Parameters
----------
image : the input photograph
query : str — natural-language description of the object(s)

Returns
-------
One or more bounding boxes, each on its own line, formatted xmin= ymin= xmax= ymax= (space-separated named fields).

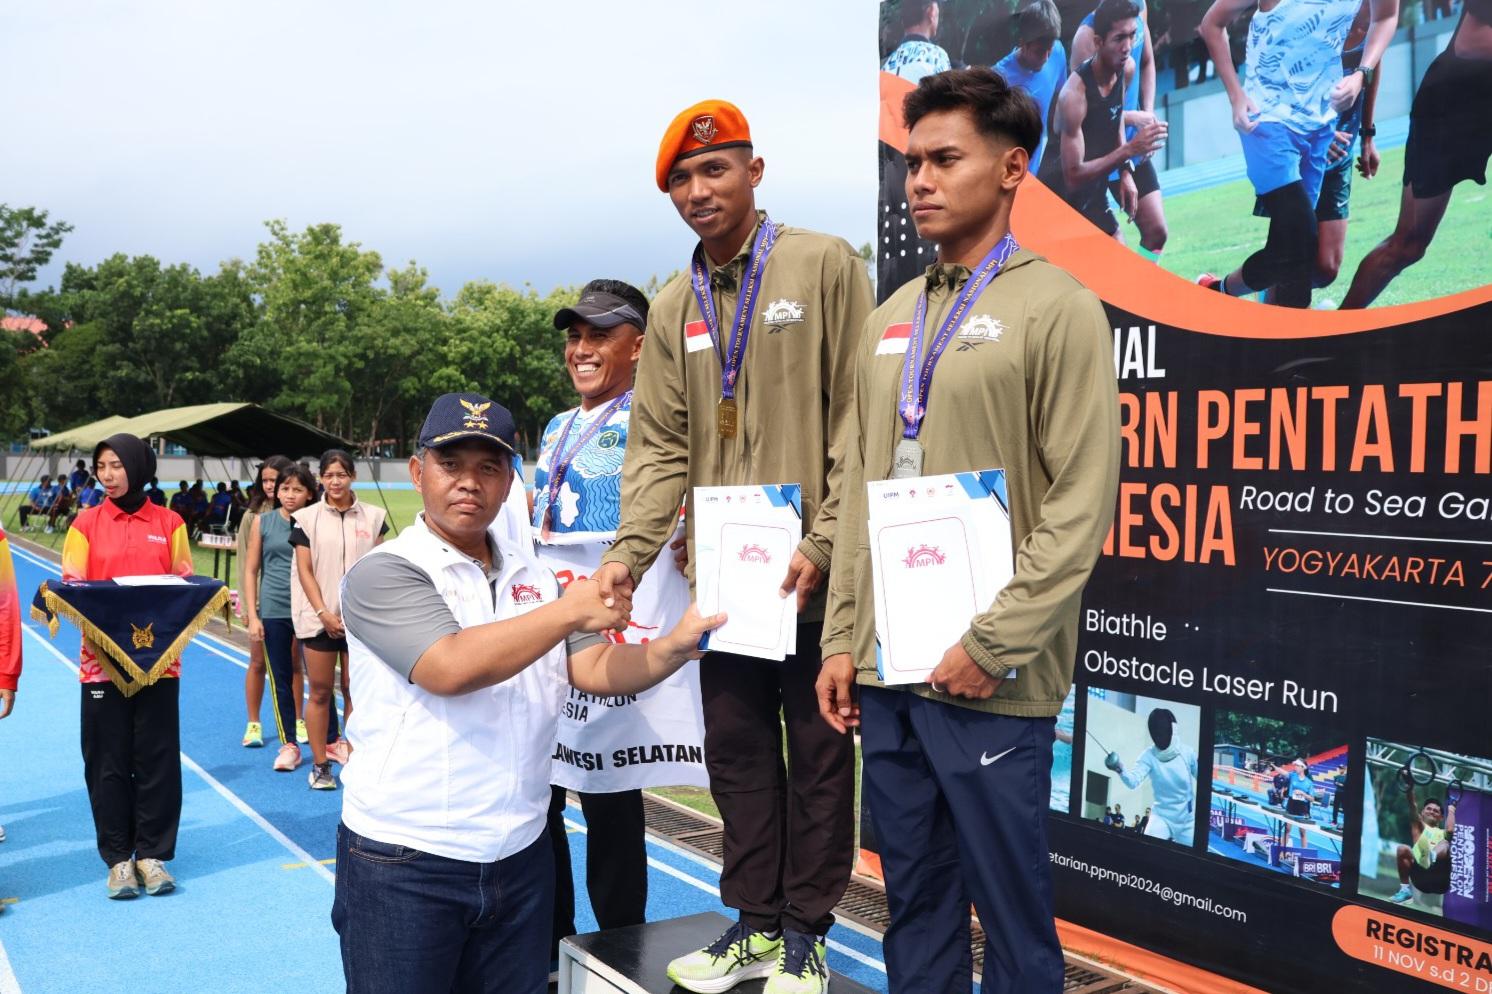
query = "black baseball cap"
xmin=553 ymin=279 xmax=649 ymax=332
xmin=417 ymin=392 xmax=517 ymax=455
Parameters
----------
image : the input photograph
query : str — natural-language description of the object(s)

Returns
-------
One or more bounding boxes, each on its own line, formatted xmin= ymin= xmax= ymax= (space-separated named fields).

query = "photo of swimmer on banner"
xmin=1081 ymin=688 xmax=1200 ymax=846
xmin=1359 ymin=738 xmax=1492 ymax=933
xmin=1206 ymin=711 xmax=1348 ymax=890
xmin=878 ymin=0 xmax=1492 ymax=309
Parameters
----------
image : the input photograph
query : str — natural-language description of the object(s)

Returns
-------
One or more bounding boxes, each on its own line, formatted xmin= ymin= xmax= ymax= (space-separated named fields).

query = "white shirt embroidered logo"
xmin=510 ymin=583 xmax=543 ymax=605
xmin=980 ymin=746 xmax=1017 ymax=766
xmin=762 ymin=298 xmax=806 ymax=328
xmin=146 ymin=534 xmax=167 ymax=545
xmin=957 ymin=314 xmax=1005 ymax=347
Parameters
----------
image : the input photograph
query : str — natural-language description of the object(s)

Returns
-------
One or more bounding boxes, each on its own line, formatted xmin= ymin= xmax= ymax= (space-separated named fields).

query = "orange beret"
xmin=655 ymin=99 xmax=753 ymax=192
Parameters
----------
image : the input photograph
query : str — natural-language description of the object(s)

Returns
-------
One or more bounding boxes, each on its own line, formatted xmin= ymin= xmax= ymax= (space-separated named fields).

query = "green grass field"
xmin=1141 ymin=145 xmax=1492 ymax=308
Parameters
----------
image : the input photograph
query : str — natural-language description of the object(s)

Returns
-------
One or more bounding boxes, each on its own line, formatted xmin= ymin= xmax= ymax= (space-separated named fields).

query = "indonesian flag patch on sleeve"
xmin=685 ymin=320 xmax=713 ymax=354
xmin=876 ymin=322 xmax=912 ymax=356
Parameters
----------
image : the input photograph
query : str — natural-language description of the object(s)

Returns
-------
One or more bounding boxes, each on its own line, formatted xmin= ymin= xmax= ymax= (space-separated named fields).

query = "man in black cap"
xmin=332 ymin=392 xmax=724 ymax=994
xmin=538 ymin=280 xmax=707 ymax=973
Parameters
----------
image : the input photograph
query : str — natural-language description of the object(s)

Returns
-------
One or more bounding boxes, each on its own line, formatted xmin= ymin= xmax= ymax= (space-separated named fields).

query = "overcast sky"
xmin=5 ymin=1 xmax=877 ymax=298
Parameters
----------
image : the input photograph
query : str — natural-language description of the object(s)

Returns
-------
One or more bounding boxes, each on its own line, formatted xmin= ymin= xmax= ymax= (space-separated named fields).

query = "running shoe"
xmin=107 ymin=859 xmax=139 ymax=900
xmin=308 ymin=762 xmax=337 ymax=791
xmin=273 ymin=743 xmax=302 ymax=772
xmin=296 ymin=719 xmax=309 ymax=744
xmin=136 ymin=858 xmax=175 ymax=896
xmin=242 ymin=721 xmax=263 ymax=748
xmin=765 ymin=930 xmax=829 ymax=994
xmin=326 ymin=739 xmax=352 ymax=765
xmin=666 ymin=919 xmax=781 ymax=993
xmin=1195 ymin=273 xmax=1224 ymax=292
xmin=1388 ymin=884 xmax=1414 ymax=904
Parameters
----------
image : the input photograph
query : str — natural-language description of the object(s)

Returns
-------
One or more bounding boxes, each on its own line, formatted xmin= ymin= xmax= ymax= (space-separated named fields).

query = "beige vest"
xmin=290 ymin=498 xmax=387 ymax=639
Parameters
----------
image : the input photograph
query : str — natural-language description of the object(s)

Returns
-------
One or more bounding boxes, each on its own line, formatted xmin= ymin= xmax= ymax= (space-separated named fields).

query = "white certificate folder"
xmin=867 ymin=470 xmax=1014 ymax=685
xmin=693 ymin=483 xmax=802 ymax=661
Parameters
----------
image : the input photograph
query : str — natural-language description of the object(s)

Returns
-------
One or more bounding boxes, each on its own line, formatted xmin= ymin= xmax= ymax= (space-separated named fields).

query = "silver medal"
xmin=891 ymin=438 xmax=924 ymax=479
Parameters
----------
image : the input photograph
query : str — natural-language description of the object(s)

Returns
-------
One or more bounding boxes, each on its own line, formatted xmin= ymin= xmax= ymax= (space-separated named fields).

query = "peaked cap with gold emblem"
xmin=655 ymin=99 xmax=753 ymax=192
xmin=418 ymin=392 xmax=517 ymax=455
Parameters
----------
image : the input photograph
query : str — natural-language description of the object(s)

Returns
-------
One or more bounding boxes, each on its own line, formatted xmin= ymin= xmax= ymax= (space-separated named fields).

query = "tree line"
xmin=0 ymin=207 xmax=697 ymax=455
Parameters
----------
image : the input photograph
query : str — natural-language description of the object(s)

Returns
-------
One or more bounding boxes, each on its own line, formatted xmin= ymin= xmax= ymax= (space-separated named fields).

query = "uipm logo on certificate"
xmin=868 ymin=470 xmax=1014 ymax=685
xmin=693 ymin=483 xmax=803 ymax=661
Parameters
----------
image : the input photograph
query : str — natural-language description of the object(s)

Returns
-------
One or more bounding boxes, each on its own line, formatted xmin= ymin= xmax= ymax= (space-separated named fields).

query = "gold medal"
xmin=717 ymin=397 xmax=739 ymax=438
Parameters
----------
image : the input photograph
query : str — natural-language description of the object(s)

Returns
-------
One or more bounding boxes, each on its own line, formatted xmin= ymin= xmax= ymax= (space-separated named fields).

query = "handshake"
xmin=557 ymin=567 xmax=727 ymax=672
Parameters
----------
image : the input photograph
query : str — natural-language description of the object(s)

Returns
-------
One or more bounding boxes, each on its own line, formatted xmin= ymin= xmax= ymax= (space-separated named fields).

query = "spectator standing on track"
xmin=244 ymin=459 xmax=315 ymax=772
xmin=62 ymin=433 xmax=195 ymax=900
xmin=237 ymin=456 xmax=298 ymax=749
xmin=290 ymin=449 xmax=387 ymax=791
xmin=0 ymin=522 xmax=21 ymax=867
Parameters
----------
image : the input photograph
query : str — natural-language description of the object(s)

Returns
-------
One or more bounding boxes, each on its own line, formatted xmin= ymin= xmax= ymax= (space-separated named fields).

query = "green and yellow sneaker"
xmin=765 ymin=929 xmax=829 ymax=994
xmin=666 ymin=919 xmax=782 ymax=993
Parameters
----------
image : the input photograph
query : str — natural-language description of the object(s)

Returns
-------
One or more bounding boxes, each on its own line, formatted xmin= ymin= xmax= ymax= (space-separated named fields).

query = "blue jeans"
xmin=860 ymin=687 xmax=1062 ymax=994
xmin=332 ymin=824 xmax=553 ymax=994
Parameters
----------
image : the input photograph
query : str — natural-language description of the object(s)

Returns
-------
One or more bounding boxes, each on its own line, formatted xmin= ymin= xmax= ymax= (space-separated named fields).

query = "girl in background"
xmin=239 ymin=458 xmax=287 ymax=747
xmin=241 ymin=456 xmax=301 ymax=764
xmin=290 ymin=449 xmax=386 ymax=790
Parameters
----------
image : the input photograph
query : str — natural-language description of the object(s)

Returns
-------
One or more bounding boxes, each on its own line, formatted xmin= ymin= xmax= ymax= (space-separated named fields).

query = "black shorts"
xmin=1409 ymin=855 xmax=1452 ymax=895
xmin=1069 ymin=186 xmax=1120 ymax=235
xmin=1108 ymin=158 xmax=1161 ymax=202
xmin=1286 ymin=797 xmax=1312 ymax=819
xmin=303 ymin=632 xmax=349 ymax=654
xmin=1404 ymin=46 xmax=1492 ymax=199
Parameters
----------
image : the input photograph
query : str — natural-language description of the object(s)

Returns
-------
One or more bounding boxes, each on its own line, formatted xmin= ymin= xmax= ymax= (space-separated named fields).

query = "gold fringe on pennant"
xmin=35 ymin=585 xmax=230 ymax=699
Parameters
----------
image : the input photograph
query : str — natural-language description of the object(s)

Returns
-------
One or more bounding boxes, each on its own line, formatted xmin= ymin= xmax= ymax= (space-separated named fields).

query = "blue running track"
xmin=0 ymin=542 xmax=893 ymax=994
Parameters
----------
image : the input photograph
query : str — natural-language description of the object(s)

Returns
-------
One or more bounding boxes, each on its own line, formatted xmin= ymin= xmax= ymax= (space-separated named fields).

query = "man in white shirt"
xmin=332 ymin=392 xmax=722 ymax=994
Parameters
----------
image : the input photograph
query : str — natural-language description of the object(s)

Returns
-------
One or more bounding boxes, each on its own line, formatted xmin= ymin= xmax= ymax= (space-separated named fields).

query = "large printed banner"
xmin=876 ymin=2 xmax=1492 ymax=991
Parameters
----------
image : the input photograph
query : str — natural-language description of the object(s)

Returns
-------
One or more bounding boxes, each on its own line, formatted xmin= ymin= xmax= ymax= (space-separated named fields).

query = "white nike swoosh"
xmin=980 ymin=747 xmax=1017 ymax=767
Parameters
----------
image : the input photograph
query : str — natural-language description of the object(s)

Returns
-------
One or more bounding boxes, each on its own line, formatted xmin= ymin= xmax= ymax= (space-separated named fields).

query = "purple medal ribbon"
xmin=542 ymin=391 xmax=630 ymax=530
xmin=689 ymin=217 xmax=779 ymax=401
xmin=899 ymin=233 xmax=1020 ymax=440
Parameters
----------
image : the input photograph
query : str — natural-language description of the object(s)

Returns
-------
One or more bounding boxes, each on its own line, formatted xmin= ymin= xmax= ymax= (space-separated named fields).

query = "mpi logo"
xmin=738 ymin=544 xmax=773 ymax=564
xmin=903 ymin=545 xmax=946 ymax=569
xmin=510 ymin=583 xmax=544 ymax=605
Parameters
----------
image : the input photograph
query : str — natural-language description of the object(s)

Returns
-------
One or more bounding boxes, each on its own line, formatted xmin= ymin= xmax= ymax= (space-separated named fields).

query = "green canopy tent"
xmin=5 ymin=404 xmax=398 ymax=549
xmin=30 ymin=403 xmax=351 ymax=458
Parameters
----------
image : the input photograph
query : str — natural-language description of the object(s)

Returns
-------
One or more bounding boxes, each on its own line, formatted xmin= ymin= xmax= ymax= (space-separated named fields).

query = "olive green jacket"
xmin=822 ymin=249 xmax=1119 ymax=716
xmin=601 ymin=213 xmax=875 ymax=621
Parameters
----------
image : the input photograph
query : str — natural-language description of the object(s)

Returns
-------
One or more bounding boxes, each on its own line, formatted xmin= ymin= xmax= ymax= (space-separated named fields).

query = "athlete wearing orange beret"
xmin=597 ymin=100 xmax=874 ymax=994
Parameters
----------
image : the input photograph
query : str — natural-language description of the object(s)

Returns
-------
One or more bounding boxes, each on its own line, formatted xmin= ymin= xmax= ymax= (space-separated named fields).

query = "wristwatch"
xmin=1360 ymin=124 xmax=1376 ymax=139
xmin=1355 ymin=64 xmax=1376 ymax=87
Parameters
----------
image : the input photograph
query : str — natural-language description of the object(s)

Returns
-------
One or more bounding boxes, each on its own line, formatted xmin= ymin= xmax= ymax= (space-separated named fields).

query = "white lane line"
xmin=563 ymin=816 xmax=887 ymax=976
xmin=21 ymin=624 xmax=336 ymax=888
xmin=0 ymin=936 xmax=23 ymax=994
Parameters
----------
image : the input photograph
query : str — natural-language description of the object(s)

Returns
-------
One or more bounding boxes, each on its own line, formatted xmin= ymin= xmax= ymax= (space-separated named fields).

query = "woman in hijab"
xmin=1102 ymin=707 xmax=1199 ymax=845
xmin=62 ymin=433 xmax=194 ymax=901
